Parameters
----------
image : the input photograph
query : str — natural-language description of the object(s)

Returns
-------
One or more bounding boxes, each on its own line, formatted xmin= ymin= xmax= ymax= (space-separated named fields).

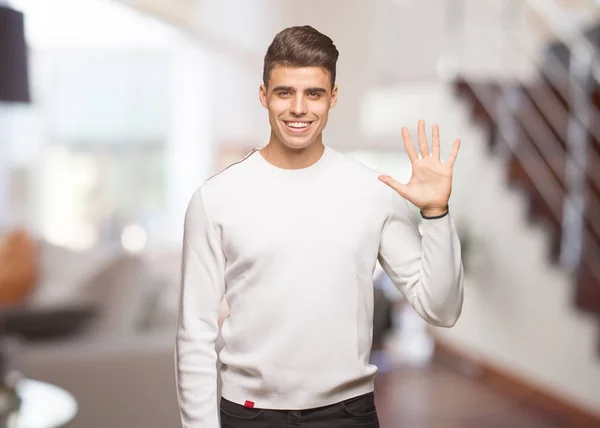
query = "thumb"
xmin=378 ymin=175 xmax=408 ymax=197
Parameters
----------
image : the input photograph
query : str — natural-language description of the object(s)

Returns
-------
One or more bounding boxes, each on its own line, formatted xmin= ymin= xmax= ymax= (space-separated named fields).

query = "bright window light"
xmin=121 ymin=224 xmax=148 ymax=253
xmin=10 ymin=0 xmax=177 ymax=49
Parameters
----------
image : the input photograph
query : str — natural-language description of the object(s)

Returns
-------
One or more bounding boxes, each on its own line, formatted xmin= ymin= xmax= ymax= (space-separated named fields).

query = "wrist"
xmin=421 ymin=206 xmax=449 ymax=219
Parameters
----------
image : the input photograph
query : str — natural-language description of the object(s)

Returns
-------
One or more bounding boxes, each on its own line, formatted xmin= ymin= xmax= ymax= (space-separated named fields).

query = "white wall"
xmin=430 ymin=85 xmax=600 ymax=418
xmin=164 ymin=35 xmax=217 ymax=246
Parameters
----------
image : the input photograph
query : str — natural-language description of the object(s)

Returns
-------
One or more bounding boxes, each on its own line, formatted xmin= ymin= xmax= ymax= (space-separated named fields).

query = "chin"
xmin=281 ymin=139 xmax=315 ymax=150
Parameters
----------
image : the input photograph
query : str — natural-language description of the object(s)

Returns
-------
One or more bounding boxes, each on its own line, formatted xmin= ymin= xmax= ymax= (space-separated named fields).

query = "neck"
xmin=261 ymin=135 xmax=325 ymax=170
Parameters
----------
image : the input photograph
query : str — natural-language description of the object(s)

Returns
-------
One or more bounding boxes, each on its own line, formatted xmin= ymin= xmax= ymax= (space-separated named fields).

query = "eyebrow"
xmin=272 ymin=85 xmax=293 ymax=92
xmin=272 ymin=86 xmax=327 ymax=94
xmin=305 ymin=87 xmax=327 ymax=94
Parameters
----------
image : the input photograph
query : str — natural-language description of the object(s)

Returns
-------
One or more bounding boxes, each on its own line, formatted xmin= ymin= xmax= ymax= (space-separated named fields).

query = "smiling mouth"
xmin=284 ymin=120 xmax=314 ymax=130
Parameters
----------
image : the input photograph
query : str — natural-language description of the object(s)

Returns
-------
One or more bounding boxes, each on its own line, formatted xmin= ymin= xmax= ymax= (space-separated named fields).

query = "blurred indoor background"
xmin=1 ymin=0 xmax=600 ymax=427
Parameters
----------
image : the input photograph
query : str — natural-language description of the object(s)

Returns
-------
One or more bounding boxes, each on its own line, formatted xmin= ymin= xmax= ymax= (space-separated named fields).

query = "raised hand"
xmin=378 ymin=120 xmax=460 ymax=217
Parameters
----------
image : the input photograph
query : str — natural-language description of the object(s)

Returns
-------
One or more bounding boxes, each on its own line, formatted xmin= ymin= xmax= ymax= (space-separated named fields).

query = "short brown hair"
xmin=263 ymin=26 xmax=339 ymax=88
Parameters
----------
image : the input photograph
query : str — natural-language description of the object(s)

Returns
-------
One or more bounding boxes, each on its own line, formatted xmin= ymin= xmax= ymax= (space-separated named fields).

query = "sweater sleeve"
xmin=377 ymin=190 xmax=464 ymax=327
xmin=175 ymin=188 xmax=226 ymax=427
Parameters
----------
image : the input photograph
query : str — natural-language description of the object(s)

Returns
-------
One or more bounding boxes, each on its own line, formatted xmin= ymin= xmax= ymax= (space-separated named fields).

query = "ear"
xmin=330 ymin=85 xmax=338 ymax=109
xmin=259 ymin=84 xmax=268 ymax=109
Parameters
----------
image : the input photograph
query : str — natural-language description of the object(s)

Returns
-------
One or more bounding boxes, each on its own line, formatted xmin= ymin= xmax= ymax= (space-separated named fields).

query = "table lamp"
xmin=0 ymin=4 xmax=30 ymax=103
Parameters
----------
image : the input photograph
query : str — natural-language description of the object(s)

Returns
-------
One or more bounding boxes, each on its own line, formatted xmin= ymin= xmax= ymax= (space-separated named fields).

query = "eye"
xmin=278 ymin=91 xmax=291 ymax=97
xmin=308 ymin=92 xmax=321 ymax=98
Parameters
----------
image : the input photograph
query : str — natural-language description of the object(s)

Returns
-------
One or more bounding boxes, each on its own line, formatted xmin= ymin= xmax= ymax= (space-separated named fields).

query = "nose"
xmin=290 ymin=94 xmax=308 ymax=116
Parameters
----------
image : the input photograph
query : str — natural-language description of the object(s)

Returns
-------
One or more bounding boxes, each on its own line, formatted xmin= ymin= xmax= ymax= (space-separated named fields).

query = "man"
xmin=175 ymin=25 xmax=463 ymax=428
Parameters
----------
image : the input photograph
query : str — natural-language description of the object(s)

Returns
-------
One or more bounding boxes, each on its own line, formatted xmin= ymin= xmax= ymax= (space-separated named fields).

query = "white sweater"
xmin=175 ymin=145 xmax=464 ymax=427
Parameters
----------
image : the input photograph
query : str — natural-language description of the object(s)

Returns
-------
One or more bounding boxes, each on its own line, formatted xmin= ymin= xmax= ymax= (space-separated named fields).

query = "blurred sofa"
xmin=17 ymin=239 xmax=189 ymax=428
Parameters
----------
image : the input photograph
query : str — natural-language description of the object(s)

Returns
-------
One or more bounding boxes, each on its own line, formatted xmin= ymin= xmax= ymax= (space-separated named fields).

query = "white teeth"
xmin=286 ymin=121 xmax=311 ymax=128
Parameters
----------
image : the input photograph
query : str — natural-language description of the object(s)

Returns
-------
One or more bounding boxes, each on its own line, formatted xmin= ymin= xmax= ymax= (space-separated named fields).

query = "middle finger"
xmin=418 ymin=120 xmax=430 ymax=158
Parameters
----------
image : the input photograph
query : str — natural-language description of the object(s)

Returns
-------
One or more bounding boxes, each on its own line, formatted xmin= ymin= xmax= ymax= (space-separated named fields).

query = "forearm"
xmin=175 ymin=319 xmax=221 ymax=427
xmin=378 ymin=193 xmax=464 ymax=328
xmin=411 ymin=214 xmax=464 ymax=327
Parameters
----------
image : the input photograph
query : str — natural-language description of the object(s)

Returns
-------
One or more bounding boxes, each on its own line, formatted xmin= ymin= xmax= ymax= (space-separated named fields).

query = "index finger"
xmin=446 ymin=139 xmax=461 ymax=168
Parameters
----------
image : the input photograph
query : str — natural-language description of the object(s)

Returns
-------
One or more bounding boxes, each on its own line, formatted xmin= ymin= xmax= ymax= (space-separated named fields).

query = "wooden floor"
xmin=373 ymin=363 xmax=566 ymax=428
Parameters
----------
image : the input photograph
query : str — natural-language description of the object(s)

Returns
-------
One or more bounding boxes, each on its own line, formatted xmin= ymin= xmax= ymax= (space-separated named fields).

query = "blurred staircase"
xmin=452 ymin=16 xmax=600 ymax=350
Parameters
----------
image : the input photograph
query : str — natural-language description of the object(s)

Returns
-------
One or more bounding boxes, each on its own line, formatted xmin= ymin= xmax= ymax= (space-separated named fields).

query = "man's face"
xmin=259 ymin=66 xmax=338 ymax=150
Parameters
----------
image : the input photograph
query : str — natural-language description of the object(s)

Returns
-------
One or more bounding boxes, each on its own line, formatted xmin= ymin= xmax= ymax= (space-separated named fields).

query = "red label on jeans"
xmin=244 ymin=400 xmax=255 ymax=408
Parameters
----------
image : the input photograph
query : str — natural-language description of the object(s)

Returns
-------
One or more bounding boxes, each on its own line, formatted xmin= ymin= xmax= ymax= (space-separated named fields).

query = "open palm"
xmin=378 ymin=120 xmax=460 ymax=217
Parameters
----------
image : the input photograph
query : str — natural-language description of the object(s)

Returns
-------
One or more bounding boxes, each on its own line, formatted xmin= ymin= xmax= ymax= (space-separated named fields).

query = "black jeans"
xmin=220 ymin=391 xmax=380 ymax=427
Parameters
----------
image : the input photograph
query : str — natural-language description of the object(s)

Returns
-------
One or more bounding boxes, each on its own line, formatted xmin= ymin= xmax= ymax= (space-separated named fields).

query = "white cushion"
xmin=27 ymin=241 xmax=120 ymax=307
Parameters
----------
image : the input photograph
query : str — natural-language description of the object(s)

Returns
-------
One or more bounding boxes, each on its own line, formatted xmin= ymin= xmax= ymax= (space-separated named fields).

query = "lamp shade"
xmin=0 ymin=5 xmax=30 ymax=103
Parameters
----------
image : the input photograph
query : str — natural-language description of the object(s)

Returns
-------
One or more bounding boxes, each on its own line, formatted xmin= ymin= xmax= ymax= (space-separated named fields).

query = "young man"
xmin=175 ymin=25 xmax=463 ymax=428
